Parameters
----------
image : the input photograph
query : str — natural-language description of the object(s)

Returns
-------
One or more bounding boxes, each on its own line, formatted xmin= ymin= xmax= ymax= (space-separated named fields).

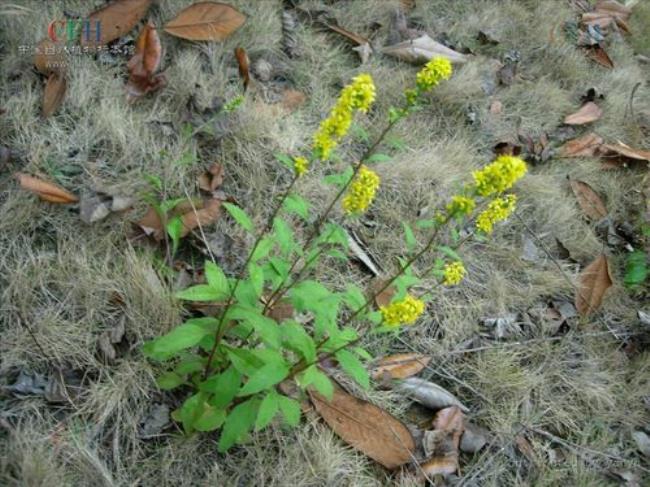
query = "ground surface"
xmin=1 ymin=0 xmax=650 ymax=485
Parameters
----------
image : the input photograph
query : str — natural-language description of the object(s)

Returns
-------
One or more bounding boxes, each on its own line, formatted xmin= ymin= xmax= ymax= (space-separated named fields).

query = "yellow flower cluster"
xmin=416 ymin=57 xmax=453 ymax=92
xmin=380 ymin=294 xmax=425 ymax=327
xmin=294 ymin=156 xmax=309 ymax=177
xmin=342 ymin=165 xmax=380 ymax=215
xmin=446 ymin=195 xmax=476 ymax=217
xmin=313 ymin=74 xmax=376 ymax=160
xmin=472 ymin=155 xmax=527 ymax=197
xmin=443 ymin=261 xmax=466 ymax=286
xmin=476 ymin=194 xmax=517 ymax=234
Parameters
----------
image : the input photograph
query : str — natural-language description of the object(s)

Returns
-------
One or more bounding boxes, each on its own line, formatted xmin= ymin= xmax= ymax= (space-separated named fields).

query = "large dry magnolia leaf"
xmin=576 ymin=254 xmax=613 ymax=317
xmin=16 ymin=173 xmax=77 ymax=204
xmin=163 ymin=2 xmax=246 ymax=41
xmin=42 ymin=73 xmax=67 ymax=117
xmin=371 ymin=353 xmax=431 ymax=380
xmin=393 ymin=377 xmax=469 ymax=412
xmin=600 ymin=142 xmax=650 ymax=163
xmin=81 ymin=0 xmax=152 ymax=47
xmin=569 ymin=180 xmax=608 ymax=220
xmin=309 ymin=383 xmax=416 ymax=469
xmin=126 ymin=20 xmax=165 ymax=101
xmin=559 ymin=133 xmax=603 ymax=157
xmin=564 ymin=102 xmax=603 ymax=125
xmin=382 ymin=34 xmax=468 ymax=64
xmin=420 ymin=406 xmax=465 ymax=478
xmin=34 ymin=38 xmax=66 ymax=75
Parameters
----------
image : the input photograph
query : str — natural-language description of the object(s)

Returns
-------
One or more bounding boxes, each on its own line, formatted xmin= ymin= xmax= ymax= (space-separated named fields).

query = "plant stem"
xmin=203 ymin=174 xmax=298 ymax=378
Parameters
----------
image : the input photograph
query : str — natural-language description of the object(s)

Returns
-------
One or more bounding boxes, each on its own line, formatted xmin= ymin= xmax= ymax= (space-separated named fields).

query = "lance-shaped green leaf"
xmin=238 ymin=361 xmax=290 ymax=396
xmin=223 ymin=202 xmax=254 ymax=233
xmin=218 ymin=397 xmax=260 ymax=452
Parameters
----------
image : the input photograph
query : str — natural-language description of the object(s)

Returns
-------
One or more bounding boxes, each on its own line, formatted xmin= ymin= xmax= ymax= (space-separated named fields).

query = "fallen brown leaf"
xmin=126 ymin=21 xmax=165 ymax=102
xmin=576 ymin=254 xmax=613 ymax=317
xmin=584 ymin=45 xmax=614 ymax=68
xmin=564 ymin=102 xmax=603 ymax=125
xmin=559 ymin=133 xmax=603 ymax=157
xmin=81 ymin=0 xmax=152 ymax=48
xmin=515 ymin=434 xmax=537 ymax=462
xmin=420 ymin=406 xmax=464 ymax=478
xmin=370 ymin=278 xmax=396 ymax=308
xmin=371 ymin=353 xmax=431 ymax=381
xmin=570 ymin=179 xmax=608 ymax=220
xmin=180 ymin=198 xmax=222 ymax=237
xmin=382 ymin=34 xmax=468 ymax=64
xmin=198 ymin=163 xmax=225 ymax=192
xmin=16 ymin=173 xmax=78 ymax=204
xmin=393 ymin=377 xmax=469 ymax=412
xmin=234 ymin=47 xmax=250 ymax=91
xmin=309 ymin=382 xmax=416 ymax=469
xmin=34 ymin=38 xmax=66 ymax=75
xmin=324 ymin=23 xmax=369 ymax=46
xmin=164 ymin=2 xmax=246 ymax=41
xmin=266 ymin=299 xmax=294 ymax=322
xmin=136 ymin=206 xmax=164 ymax=240
xmin=599 ymin=142 xmax=650 ymax=167
xmin=42 ymin=72 xmax=67 ymax=117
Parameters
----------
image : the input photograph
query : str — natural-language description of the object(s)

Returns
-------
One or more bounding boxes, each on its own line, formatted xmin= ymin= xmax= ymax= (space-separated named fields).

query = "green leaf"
xmin=255 ymin=390 xmax=280 ymax=431
xmin=324 ymin=167 xmax=354 ymax=187
xmin=273 ymin=217 xmax=295 ymax=256
xmin=229 ymin=305 xmax=281 ymax=348
xmin=416 ymin=219 xmax=436 ymax=230
xmin=157 ymin=372 xmax=185 ymax=390
xmin=351 ymin=123 xmax=369 ymax=142
xmin=327 ymin=249 xmax=348 ymax=261
xmin=282 ymin=320 xmax=316 ymax=362
xmin=225 ymin=347 xmax=265 ymax=377
xmin=144 ymin=323 xmax=210 ymax=358
xmin=341 ymin=284 xmax=366 ymax=312
xmin=274 ymin=153 xmax=294 ymax=171
xmin=284 ymin=193 xmax=309 ymax=220
xmin=223 ymin=202 xmax=254 ymax=233
xmin=159 ymin=197 xmax=185 ymax=215
xmin=204 ymin=261 xmax=229 ymax=296
xmin=248 ymin=263 xmax=264 ymax=299
xmin=366 ymin=153 xmax=391 ymax=164
xmin=234 ymin=279 xmax=259 ymax=307
xmin=185 ymin=316 xmax=221 ymax=334
xmin=178 ymin=392 xmax=205 ymax=434
xmin=238 ymin=361 xmax=290 ymax=396
xmin=278 ymin=395 xmax=301 ymax=426
xmin=175 ymin=355 xmax=206 ymax=375
xmin=176 ymin=284 xmax=226 ymax=302
xmin=353 ymin=346 xmax=373 ymax=360
xmin=166 ymin=216 xmax=183 ymax=255
xmin=438 ymin=245 xmax=462 ymax=262
xmin=218 ymin=398 xmax=260 ymax=452
xmin=335 ymin=349 xmax=369 ymax=389
xmin=202 ymin=366 xmax=242 ymax=408
xmin=251 ymin=237 xmax=274 ymax=262
xmin=402 ymin=222 xmax=417 ymax=253
xmin=624 ymin=250 xmax=648 ymax=287
xmin=194 ymin=406 xmax=226 ymax=432
xmin=299 ymin=365 xmax=333 ymax=401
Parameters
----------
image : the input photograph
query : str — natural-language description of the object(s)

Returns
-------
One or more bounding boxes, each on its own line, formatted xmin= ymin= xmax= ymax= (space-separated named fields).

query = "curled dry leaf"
xmin=136 ymin=198 xmax=221 ymax=240
xmin=559 ymin=132 xmax=603 ymax=157
xmin=371 ymin=353 xmax=431 ymax=381
xmin=599 ymin=142 xmax=650 ymax=168
xmin=34 ymin=38 xmax=66 ymax=75
xmin=126 ymin=21 xmax=165 ymax=102
xmin=198 ymin=162 xmax=225 ymax=192
xmin=234 ymin=47 xmax=250 ymax=91
xmin=569 ymin=179 xmax=608 ymax=220
xmin=582 ymin=0 xmax=631 ymax=32
xmin=576 ymin=253 xmax=613 ymax=317
xmin=564 ymin=102 xmax=603 ymax=125
xmin=393 ymin=377 xmax=469 ymax=412
xmin=584 ymin=45 xmax=614 ymax=68
xmin=309 ymin=382 xmax=416 ymax=469
xmin=164 ymin=2 xmax=246 ymax=41
xmin=420 ymin=406 xmax=464 ymax=478
xmin=42 ymin=73 xmax=67 ymax=117
xmin=16 ymin=173 xmax=78 ymax=204
xmin=179 ymin=198 xmax=222 ymax=237
xmin=382 ymin=34 xmax=468 ymax=64
xmin=81 ymin=0 xmax=152 ymax=48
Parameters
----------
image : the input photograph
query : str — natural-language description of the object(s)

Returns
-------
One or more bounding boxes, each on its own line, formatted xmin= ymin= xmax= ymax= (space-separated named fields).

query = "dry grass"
xmin=1 ymin=0 xmax=649 ymax=485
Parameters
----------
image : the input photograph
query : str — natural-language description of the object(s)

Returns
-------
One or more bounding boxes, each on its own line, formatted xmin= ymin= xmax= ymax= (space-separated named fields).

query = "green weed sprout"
xmin=143 ymin=57 xmax=527 ymax=452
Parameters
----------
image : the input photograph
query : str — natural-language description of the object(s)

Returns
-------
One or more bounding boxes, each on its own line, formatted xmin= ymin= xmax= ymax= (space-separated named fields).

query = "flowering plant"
xmin=143 ymin=58 xmax=526 ymax=451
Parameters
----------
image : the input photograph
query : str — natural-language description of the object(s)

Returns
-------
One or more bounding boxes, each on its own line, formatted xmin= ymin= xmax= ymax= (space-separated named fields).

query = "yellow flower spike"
xmin=472 ymin=155 xmax=527 ymax=197
xmin=476 ymin=194 xmax=518 ymax=234
xmin=293 ymin=156 xmax=309 ymax=177
xmin=313 ymin=73 xmax=376 ymax=160
xmin=446 ymin=195 xmax=476 ymax=217
xmin=342 ymin=165 xmax=380 ymax=215
xmin=380 ymin=294 xmax=425 ymax=327
xmin=416 ymin=57 xmax=453 ymax=92
xmin=442 ymin=261 xmax=465 ymax=286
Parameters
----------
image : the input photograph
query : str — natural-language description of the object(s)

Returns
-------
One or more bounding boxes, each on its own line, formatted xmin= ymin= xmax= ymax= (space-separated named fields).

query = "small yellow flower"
xmin=446 ymin=195 xmax=476 ymax=217
xmin=442 ymin=261 xmax=465 ymax=286
xmin=342 ymin=165 xmax=380 ymax=215
xmin=416 ymin=57 xmax=453 ymax=92
xmin=380 ymin=294 xmax=425 ymax=327
xmin=476 ymin=194 xmax=517 ymax=234
xmin=313 ymin=73 xmax=376 ymax=160
xmin=472 ymin=155 xmax=527 ymax=197
xmin=294 ymin=156 xmax=309 ymax=177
